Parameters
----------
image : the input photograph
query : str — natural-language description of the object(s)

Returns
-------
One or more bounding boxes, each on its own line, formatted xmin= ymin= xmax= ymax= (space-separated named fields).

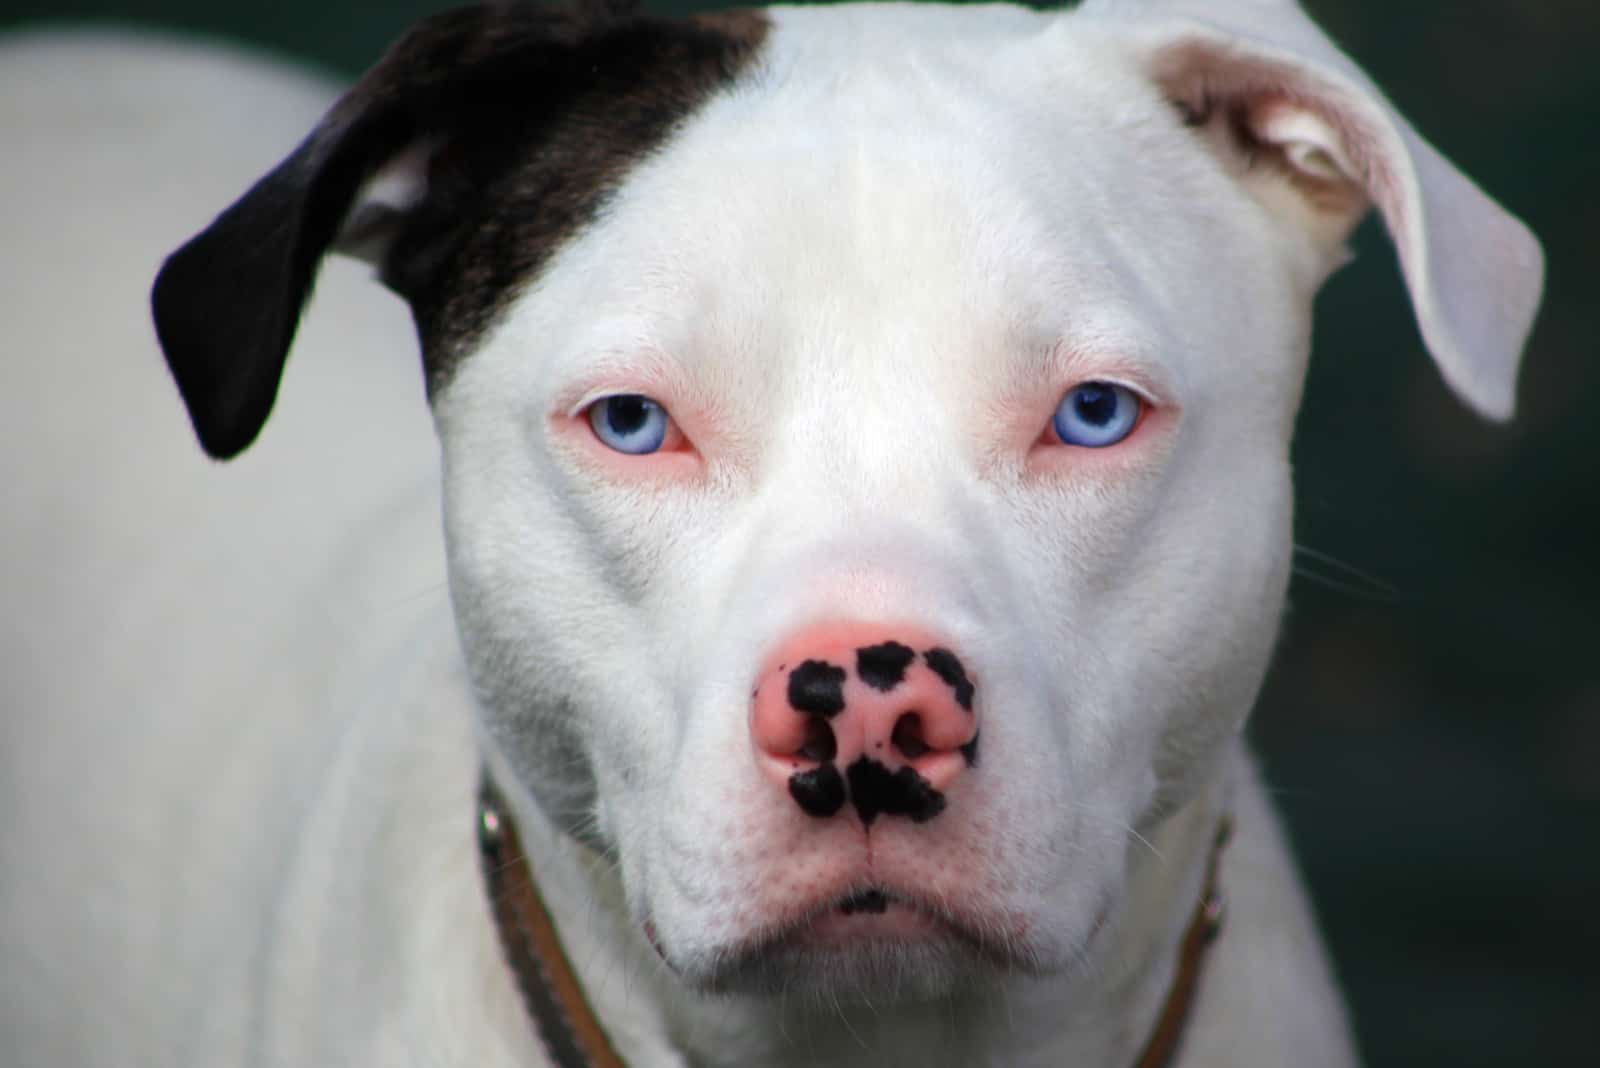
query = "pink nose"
xmin=750 ymin=623 xmax=979 ymax=825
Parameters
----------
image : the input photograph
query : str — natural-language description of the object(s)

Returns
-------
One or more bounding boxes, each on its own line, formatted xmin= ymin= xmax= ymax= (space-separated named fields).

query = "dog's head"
xmin=153 ymin=0 xmax=1540 ymax=1000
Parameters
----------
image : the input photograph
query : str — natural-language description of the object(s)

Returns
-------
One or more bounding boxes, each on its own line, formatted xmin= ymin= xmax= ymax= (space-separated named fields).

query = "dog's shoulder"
xmin=0 ymin=29 xmax=482 ymax=1066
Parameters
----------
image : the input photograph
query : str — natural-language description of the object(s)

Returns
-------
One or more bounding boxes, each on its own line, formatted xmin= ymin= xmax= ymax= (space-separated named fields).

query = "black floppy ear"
xmin=151 ymin=112 xmax=402 ymax=460
xmin=152 ymin=2 xmax=604 ymax=459
xmin=155 ymin=0 xmax=766 ymax=459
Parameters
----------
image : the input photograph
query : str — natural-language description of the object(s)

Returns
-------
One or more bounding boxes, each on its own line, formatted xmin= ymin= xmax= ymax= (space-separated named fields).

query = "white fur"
xmin=1 ymin=2 xmax=1540 ymax=1065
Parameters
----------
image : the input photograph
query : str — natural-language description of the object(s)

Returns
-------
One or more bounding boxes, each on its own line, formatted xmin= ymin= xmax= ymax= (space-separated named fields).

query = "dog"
xmin=0 ymin=1 xmax=1542 ymax=1065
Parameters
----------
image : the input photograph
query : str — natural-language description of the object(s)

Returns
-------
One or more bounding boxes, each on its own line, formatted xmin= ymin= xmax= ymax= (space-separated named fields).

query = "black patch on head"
xmin=855 ymin=641 xmax=916 ymax=692
xmin=788 ymin=763 xmax=846 ymax=819
xmin=151 ymin=1 xmax=769 ymax=459
xmin=845 ymin=756 xmax=947 ymax=826
xmin=788 ymin=660 xmax=848 ymax=718
xmin=922 ymin=648 xmax=975 ymax=711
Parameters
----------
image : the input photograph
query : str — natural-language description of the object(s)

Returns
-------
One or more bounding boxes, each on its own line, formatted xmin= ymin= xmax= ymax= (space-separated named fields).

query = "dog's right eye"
xmin=586 ymin=394 xmax=675 ymax=455
xmin=1050 ymin=382 xmax=1143 ymax=448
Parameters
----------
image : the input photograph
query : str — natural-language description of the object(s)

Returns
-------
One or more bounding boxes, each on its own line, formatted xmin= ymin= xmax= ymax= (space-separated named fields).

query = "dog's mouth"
xmin=835 ymin=888 xmax=890 ymax=915
xmin=678 ymin=884 xmax=1039 ymax=996
xmin=801 ymin=885 xmax=1030 ymax=953
xmin=802 ymin=886 xmax=941 ymax=942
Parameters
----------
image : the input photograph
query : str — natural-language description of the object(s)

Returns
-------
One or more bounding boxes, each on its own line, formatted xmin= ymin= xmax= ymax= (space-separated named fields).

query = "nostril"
xmin=891 ymin=713 xmax=929 ymax=760
xmin=798 ymin=716 xmax=837 ymax=763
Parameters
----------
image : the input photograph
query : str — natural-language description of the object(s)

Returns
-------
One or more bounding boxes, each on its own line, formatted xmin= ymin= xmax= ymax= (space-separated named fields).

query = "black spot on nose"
xmin=845 ymin=756 xmax=947 ymax=825
xmin=789 ymin=762 xmax=846 ymax=819
xmin=922 ymin=648 xmax=975 ymax=711
xmin=788 ymin=659 xmax=848 ymax=717
xmin=856 ymin=641 xmax=916 ymax=692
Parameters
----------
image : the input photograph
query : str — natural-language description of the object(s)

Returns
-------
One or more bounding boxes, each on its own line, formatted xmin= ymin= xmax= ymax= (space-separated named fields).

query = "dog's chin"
xmin=674 ymin=893 xmax=1048 ymax=1002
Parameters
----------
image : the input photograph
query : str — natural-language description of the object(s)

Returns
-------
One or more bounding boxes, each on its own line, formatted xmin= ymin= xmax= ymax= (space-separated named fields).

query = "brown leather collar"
xmin=478 ymin=777 xmax=1230 ymax=1068
xmin=1130 ymin=815 xmax=1232 ymax=1068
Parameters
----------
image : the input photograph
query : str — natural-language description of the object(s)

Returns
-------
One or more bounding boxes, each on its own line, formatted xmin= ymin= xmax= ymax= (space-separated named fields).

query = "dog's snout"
xmin=750 ymin=623 xmax=979 ymax=825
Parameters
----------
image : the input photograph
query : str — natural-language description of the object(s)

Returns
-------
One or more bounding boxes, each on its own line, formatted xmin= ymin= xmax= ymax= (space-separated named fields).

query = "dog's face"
xmin=153 ymin=0 xmax=1541 ymax=1000
xmin=440 ymin=4 xmax=1319 ymax=994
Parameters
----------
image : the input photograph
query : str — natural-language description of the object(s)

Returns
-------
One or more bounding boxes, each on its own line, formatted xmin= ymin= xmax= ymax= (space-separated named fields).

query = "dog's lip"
xmin=834 ymin=888 xmax=892 ymax=916
xmin=801 ymin=888 xmax=946 ymax=943
xmin=717 ymin=884 xmax=1034 ymax=969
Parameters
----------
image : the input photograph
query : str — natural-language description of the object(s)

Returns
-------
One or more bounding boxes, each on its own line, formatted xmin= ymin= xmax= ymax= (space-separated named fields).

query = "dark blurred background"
xmin=4 ymin=0 xmax=1594 ymax=1063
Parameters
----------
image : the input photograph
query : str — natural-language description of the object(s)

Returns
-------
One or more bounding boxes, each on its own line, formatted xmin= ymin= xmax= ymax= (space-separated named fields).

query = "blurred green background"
xmin=4 ymin=0 xmax=1594 ymax=1063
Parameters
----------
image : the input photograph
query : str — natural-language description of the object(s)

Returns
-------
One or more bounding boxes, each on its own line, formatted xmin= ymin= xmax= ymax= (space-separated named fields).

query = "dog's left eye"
xmin=1050 ymin=382 xmax=1142 ymax=448
xmin=587 ymin=394 xmax=671 ymax=454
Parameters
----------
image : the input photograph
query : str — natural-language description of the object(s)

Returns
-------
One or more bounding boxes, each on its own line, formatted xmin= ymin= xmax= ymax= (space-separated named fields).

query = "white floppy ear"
xmin=1080 ymin=0 xmax=1544 ymax=421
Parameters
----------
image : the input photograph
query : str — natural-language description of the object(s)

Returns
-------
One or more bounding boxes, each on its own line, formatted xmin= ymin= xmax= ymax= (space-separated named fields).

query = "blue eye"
xmin=1051 ymin=382 xmax=1141 ymax=448
xmin=587 ymin=394 xmax=670 ymax=454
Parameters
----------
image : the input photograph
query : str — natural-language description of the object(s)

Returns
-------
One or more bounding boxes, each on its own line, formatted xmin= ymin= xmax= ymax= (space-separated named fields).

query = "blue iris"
xmin=588 ymin=394 xmax=670 ymax=454
xmin=1052 ymin=382 xmax=1141 ymax=447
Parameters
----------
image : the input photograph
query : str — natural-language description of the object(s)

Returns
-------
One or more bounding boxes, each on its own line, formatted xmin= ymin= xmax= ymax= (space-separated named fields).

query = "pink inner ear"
xmin=1154 ymin=42 xmax=1399 ymax=223
xmin=1115 ymin=8 xmax=1542 ymax=420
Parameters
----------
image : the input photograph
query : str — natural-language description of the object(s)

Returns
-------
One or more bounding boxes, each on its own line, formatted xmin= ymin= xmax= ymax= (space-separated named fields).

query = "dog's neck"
xmin=490 ymin=752 xmax=1236 ymax=1068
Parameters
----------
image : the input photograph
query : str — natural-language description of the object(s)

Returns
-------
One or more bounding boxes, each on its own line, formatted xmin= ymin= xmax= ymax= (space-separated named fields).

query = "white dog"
xmin=0 ymin=1 xmax=1541 ymax=1065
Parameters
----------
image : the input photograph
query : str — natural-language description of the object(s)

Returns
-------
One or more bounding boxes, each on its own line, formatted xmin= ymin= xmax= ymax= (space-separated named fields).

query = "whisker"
xmin=1291 ymin=543 xmax=1401 ymax=602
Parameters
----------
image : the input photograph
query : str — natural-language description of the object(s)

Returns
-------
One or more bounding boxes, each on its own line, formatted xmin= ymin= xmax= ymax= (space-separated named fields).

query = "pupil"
xmin=607 ymin=396 xmax=650 ymax=434
xmin=1074 ymin=386 xmax=1116 ymax=427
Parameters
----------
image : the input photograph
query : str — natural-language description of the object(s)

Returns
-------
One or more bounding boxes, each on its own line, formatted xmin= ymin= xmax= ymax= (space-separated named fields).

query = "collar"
xmin=478 ymin=777 xmax=1230 ymax=1068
